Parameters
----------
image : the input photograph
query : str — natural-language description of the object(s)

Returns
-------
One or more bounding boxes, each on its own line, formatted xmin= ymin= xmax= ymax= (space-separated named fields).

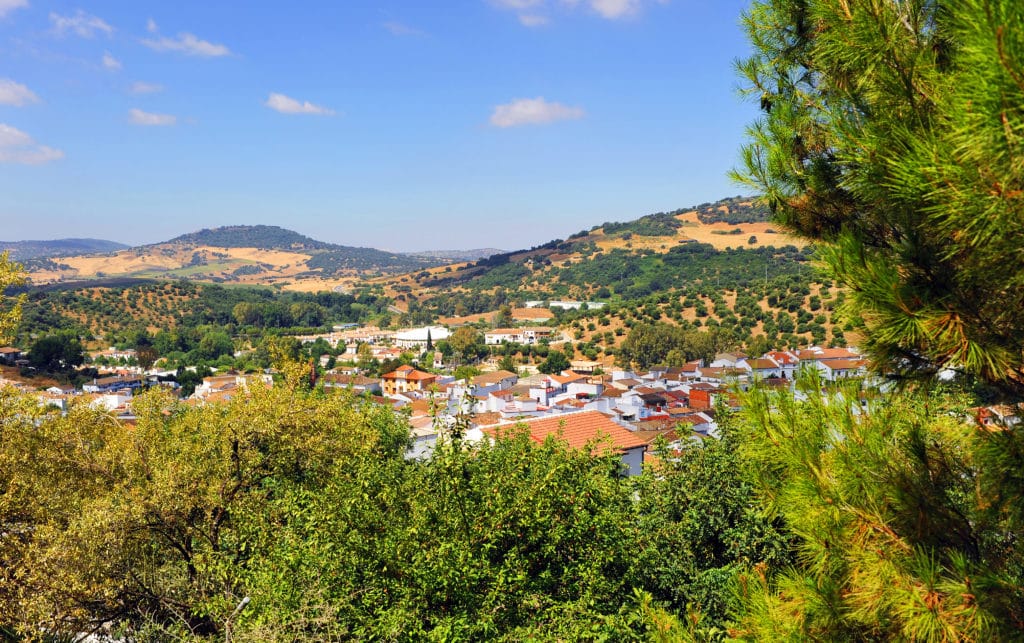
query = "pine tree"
xmin=732 ymin=374 xmax=1024 ymax=640
xmin=734 ymin=0 xmax=1024 ymax=394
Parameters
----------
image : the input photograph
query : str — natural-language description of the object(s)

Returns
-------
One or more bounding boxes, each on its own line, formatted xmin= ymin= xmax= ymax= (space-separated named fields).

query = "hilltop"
xmin=165 ymin=225 xmax=336 ymax=251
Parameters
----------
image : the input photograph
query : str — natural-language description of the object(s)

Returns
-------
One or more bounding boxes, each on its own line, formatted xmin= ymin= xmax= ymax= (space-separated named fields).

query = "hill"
xmin=1 ymin=238 xmax=129 ymax=262
xmin=370 ymin=197 xmax=847 ymax=351
xmin=166 ymin=225 xmax=336 ymax=251
xmin=23 ymin=225 xmax=445 ymax=287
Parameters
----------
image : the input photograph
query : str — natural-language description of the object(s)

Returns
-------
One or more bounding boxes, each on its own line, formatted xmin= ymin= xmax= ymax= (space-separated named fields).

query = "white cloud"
xmin=382 ymin=21 xmax=425 ymax=36
xmin=589 ymin=0 xmax=641 ymax=19
xmin=518 ymin=14 xmax=549 ymax=26
xmin=129 ymin=108 xmax=176 ymax=126
xmin=492 ymin=0 xmax=544 ymax=8
xmin=0 ymin=78 xmax=39 ymax=106
xmin=264 ymin=92 xmax=335 ymax=116
xmin=49 ymin=10 xmax=113 ymax=38
xmin=492 ymin=0 xmax=658 ymax=23
xmin=490 ymin=97 xmax=584 ymax=127
xmin=0 ymin=0 xmax=28 ymax=19
xmin=142 ymin=32 xmax=231 ymax=57
xmin=102 ymin=51 xmax=122 ymax=70
xmin=0 ymin=123 xmax=64 ymax=164
xmin=146 ymin=17 xmax=158 ymax=33
xmin=129 ymin=81 xmax=164 ymax=94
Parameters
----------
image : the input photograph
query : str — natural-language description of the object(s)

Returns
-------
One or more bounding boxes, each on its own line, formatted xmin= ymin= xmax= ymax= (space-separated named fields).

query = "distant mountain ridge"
xmin=1 ymin=238 xmax=130 ymax=261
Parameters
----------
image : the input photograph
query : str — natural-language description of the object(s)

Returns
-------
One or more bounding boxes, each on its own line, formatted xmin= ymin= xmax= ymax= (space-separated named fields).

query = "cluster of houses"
xmin=4 ymin=333 xmax=1019 ymax=477
xmin=313 ymin=345 xmax=875 ymax=475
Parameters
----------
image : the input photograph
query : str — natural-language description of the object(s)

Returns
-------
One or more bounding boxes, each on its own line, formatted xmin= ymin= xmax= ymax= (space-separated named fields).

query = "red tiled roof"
xmin=472 ymin=370 xmax=517 ymax=386
xmin=819 ymin=358 xmax=865 ymax=370
xmin=382 ymin=367 xmax=436 ymax=381
xmin=798 ymin=348 xmax=859 ymax=361
xmin=766 ymin=351 xmax=799 ymax=365
xmin=486 ymin=410 xmax=646 ymax=452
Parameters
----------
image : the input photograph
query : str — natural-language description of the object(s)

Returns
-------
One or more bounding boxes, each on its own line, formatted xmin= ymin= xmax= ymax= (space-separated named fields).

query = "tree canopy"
xmin=735 ymin=0 xmax=1024 ymax=394
xmin=0 ymin=252 xmax=26 ymax=344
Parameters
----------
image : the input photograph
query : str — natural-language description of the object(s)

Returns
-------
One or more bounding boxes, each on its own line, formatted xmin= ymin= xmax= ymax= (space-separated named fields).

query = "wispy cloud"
xmin=129 ymin=108 xmax=176 ymax=126
xmin=102 ymin=51 xmax=121 ymax=70
xmin=129 ymin=81 xmax=164 ymax=95
xmin=0 ymin=78 xmax=39 ymax=106
xmin=518 ymin=14 xmax=549 ymax=26
xmin=492 ymin=0 xmax=544 ymax=9
xmin=492 ymin=0 xmax=658 ymax=24
xmin=50 ymin=9 xmax=113 ymax=38
xmin=0 ymin=123 xmax=64 ymax=164
xmin=0 ymin=0 xmax=28 ymax=19
xmin=264 ymin=92 xmax=335 ymax=116
xmin=142 ymin=25 xmax=231 ymax=57
xmin=490 ymin=97 xmax=584 ymax=127
xmin=382 ymin=21 xmax=425 ymax=36
xmin=588 ymin=0 xmax=643 ymax=19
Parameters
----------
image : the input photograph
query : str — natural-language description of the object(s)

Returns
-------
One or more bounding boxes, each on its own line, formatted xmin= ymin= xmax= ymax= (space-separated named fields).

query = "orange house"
xmin=381 ymin=364 xmax=437 ymax=395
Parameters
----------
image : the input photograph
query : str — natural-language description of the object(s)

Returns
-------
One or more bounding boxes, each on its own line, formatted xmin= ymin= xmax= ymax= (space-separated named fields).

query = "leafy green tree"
xmin=735 ymin=0 xmax=1024 ymax=393
xmin=0 ymin=252 xmax=26 ymax=344
xmin=28 ymin=332 xmax=84 ymax=372
xmin=197 ymin=329 xmax=234 ymax=361
xmin=497 ymin=353 xmax=517 ymax=373
xmin=449 ymin=326 xmax=483 ymax=363
xmin=538 ymin=350 xmax=570 ymax=374
xmin=0 ymin=381 xmax=410 ymax=639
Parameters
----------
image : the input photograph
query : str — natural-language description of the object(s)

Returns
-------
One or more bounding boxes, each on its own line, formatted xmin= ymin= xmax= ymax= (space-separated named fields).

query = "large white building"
xmin=394 ymin=326 xmax=451 ymax=349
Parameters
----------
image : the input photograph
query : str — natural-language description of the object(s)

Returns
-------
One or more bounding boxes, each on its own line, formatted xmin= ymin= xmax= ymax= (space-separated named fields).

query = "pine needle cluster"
xmin=735 ymin=0 xmax=1024 ymax=394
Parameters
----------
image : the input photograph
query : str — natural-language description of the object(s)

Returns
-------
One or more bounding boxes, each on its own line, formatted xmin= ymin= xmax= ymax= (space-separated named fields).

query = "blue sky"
xmin=0 ymin=0 xmax=757 ymax=252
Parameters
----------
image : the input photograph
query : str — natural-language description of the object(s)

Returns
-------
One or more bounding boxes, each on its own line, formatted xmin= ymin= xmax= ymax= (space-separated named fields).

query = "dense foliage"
xmin=736 ymin=0 xmax=1024 ymax=393
xmin=600 ymin=211 xmax=684 ymax=237
xmin=0 ymin=252 xmax=26 ymax=344
xmin=166 ymin=225 xmax=337 ymax=251
xmin=17 ymin=281 xmax=387 ymax=342
xmin=733 ymin=376 xmax=1024 ymax=641
xmin=694 ymin=198 xmax=770 ymax=225
xmin=0 ymin=376 xmax=790 ymax=640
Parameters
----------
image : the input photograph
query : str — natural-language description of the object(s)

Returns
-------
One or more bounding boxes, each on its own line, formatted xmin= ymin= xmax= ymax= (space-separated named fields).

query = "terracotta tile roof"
xmin=470 ymin=411 xmax=504 ymax=427
xmin=798 ymin=347 xmax=859 ymax=361
xmin=613 ymin=378 xmax=642 ymax=388
xmin=472 ymin=370 xmax=517 ymax=386
xmin=549 ymin=371 xmax=587 ymax=385
xmin=382 ymin=367 xmax=436 ymax=381
xmin=745 ymin=358 xmax=778 ymax=370
xmin=766 ymin=351 xmax=799 ymax=365
xmin=486 ymin=410 xmax=646 ymax=452
xmin=819 ymin=358 xmax=865 ymax=370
